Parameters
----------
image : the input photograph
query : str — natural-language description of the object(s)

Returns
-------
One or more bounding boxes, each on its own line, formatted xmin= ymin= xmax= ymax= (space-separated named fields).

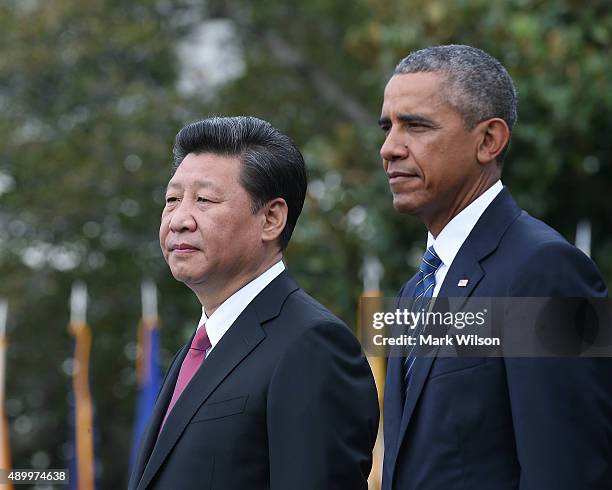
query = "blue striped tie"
xmin=403 ymin=246 xmax=442 ymax=398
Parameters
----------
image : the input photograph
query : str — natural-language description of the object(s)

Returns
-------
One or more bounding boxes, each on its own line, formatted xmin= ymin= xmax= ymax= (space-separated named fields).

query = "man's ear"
xmin=476 ymin=118 xmax=510 ymax=164
xmin=261 ymin=198 xmax=288 ymax=246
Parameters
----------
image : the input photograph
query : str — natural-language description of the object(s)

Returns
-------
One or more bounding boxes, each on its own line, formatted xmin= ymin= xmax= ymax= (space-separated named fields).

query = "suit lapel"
xmin=384 ymin=278 xmax=424 ymax=482
xmin=438 ymin=242 xmax=484 ymax=300
xmin=389 ymin=188 xmax=522 ymax=481
xmin=383 ymin=356 xmax=403 ymax=457
xmin=392 ymin=296 xmax=439 ymax=478
xmin=136 ymin=271 xmax=299 ymax=490
xmin=130 ymin=336 xmax=192 ymax=490
xmin=391 ymin=250 xmax=484 ymax=480
xmin=137 ymin=305 xmax=264 ymax=490
xmin=383 ymin=277 xmax=420 ymax=458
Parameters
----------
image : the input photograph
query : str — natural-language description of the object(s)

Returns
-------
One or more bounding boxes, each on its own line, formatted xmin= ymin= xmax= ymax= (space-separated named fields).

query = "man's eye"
xmin=197 ymin=197 xmax=210 ymax=203
xmin=380 ymin=124 xmax=391 ymax=133
xmin=165 ymin=197 xmax=178 ymax=203
xmin=407 ymin=122 xmax=430 ymax=131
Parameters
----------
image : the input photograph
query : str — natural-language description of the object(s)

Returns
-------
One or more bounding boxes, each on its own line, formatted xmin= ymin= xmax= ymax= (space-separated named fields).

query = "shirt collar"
xmin=197 ymin=260 xmax=285 ymax=349
xmin=427 ymin=180 xmax=503 ymax=267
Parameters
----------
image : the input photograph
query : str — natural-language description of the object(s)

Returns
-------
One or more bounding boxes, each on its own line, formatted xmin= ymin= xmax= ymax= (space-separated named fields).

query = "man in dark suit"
xmin=129 ymin=116 xmax=379 ymax=490
xmin=378 ymin=45 xmax=612 ymax=489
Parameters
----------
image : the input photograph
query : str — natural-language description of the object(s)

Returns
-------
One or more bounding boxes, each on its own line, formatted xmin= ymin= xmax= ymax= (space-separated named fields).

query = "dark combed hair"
xmin=172 ymin=116 xmax=307 ymax=250
xmin=395 ymin=45 xmax=518 ymax=164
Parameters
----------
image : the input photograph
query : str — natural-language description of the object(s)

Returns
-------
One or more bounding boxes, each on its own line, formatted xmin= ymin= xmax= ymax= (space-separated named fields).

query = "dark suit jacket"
xmin=130 ymin=271 xmax=379 ymax=490
xmin=383 ymin=188 xmax=612 ymax=490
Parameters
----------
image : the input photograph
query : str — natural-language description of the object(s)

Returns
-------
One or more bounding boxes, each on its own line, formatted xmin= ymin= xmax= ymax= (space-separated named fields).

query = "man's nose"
xmin=168 ymin=200 xmax=197 ymax=232
xmin=380 ymin=128 xmax=408 ymax=163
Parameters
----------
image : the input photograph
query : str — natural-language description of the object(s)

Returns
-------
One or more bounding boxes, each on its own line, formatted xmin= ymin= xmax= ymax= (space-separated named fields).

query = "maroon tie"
xmin=159 ymin=325 xmax=211 ymax=433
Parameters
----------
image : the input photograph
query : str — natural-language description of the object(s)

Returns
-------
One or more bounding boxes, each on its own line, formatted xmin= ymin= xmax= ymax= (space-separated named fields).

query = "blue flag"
xmin=130 ymin=320 xmax=162 ymax=471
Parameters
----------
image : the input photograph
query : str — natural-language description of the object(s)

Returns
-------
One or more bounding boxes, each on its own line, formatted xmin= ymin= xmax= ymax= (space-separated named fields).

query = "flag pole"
xmin=136 ymin=280 xmax=159 ymax=381
xmin=69 ymin=282 xmax=94 ymax=490
xmin=141 ymin=279 xmax=158 ymax=326
xmin=0 ymin=299 xmax=13 ymax=490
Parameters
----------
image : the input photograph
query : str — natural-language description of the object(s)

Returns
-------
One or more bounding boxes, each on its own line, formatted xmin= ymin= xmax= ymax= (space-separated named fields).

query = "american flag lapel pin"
xmin=457 ymin=279 xmax=469 ymax=287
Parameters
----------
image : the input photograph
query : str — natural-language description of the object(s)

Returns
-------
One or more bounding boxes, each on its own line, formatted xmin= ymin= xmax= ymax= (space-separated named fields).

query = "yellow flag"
xmin=69 ymin=322 xmax=95 ymax=490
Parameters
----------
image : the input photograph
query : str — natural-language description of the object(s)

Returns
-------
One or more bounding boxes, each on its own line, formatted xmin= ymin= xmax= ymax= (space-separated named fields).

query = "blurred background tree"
xmin=0 ymin=0 xmax=610 ymax=487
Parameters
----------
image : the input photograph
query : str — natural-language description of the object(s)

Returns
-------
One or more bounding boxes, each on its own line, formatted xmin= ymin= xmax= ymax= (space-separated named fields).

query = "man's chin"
xmin=392 ymin=196 xmax=419 ymax=215
xmin=169 ymin=268 xmax=197 ymax=284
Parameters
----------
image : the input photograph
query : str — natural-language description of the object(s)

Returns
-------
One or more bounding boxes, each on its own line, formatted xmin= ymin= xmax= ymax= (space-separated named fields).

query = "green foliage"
xmin=0 ymin=0 xmax=610 ymax=487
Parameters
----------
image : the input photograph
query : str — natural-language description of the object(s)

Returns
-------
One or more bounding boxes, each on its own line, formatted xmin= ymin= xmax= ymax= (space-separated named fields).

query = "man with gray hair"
xmin=379 ymin=45 xmax=611 ymax=489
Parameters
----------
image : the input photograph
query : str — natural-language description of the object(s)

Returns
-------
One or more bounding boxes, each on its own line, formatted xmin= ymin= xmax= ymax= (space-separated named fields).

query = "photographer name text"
xmin=373 ymin=333 xmax=500 ymax=347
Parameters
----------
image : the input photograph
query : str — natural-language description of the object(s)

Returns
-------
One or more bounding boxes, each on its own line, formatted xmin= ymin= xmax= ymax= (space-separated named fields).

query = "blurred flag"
xmin=0 ymin=299 xmax=13 ymax=490
xmin=575 ymin=219 xmax=592 ymax=257
xmin=359 ymin=257 xmax=385 ymax=490
xmin=68 ymin=283 xmax=95 ymax=490
xmin=130 ymin=281 xmax=162 ymax=471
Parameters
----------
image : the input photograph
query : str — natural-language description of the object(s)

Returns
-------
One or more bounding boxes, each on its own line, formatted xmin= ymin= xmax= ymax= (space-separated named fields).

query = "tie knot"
xmin=420 ymin=246 xmax=442 ymax=275
xmin=190 ymin=325 xmax=211 ymax=352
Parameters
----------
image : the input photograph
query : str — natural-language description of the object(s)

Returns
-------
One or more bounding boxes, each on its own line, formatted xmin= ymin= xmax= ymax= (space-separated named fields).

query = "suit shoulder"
xmin=505 ymin=211 xmax=570 ymax=249
xmin=507 ymin=211 xmax=594 ymax=268
xmin=502 ymin=211 xmax=607 ymax=296
xmin=267 ymin=286 xmax=366 ymax=354
xmin=283 ymin=287 xmax=347 ymax=328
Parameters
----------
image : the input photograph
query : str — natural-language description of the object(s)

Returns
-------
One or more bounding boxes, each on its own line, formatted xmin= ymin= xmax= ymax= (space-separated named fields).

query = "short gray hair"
xmin=394 ymin=45 xmax=517 ymax=163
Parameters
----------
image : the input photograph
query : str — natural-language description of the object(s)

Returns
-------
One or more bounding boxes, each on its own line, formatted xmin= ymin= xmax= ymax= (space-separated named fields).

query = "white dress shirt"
xmin=196 ymin=260 xmax=285 ymax=354
xmin=427 ymin=181 xmax=504 ymax=296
